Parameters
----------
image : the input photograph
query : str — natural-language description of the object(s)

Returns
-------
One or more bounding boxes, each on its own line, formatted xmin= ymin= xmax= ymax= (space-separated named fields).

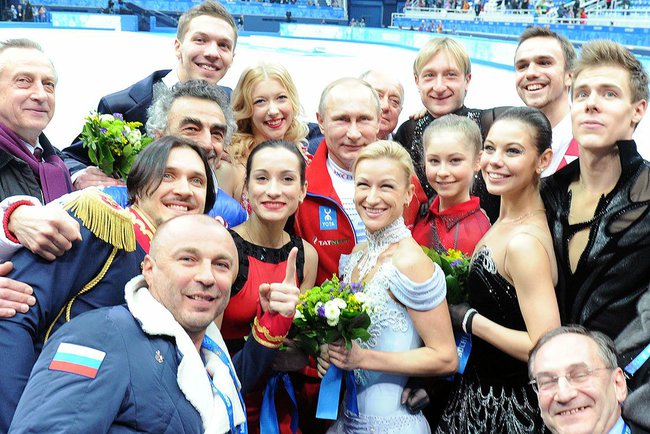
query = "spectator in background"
xmin=38 ymin=5 xmax=46 ymax=22
xmin=359 ymin=70 xmax=404 ymax=141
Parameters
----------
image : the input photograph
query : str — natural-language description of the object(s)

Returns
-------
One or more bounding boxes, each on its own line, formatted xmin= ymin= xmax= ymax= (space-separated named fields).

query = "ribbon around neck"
xmin=316 ymin=366 xmax=358 ymax=420
xmin=260 ymin=372 xmax=299 ymax=434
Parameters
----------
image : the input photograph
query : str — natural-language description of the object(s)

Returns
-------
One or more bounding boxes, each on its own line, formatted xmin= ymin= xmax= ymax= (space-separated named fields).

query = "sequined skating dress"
xmin=436 ymin=246 xmax=545 ymax=434
xmin=328 ymin=231 xmax=447 ymax=434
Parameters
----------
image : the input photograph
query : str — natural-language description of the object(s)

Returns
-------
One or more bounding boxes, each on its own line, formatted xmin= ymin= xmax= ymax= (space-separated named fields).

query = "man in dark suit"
xmin=0 ymin=38 xmax=79 ymax=263
xmin=0 ymin=38 xmax=73 ymax=203
xmin=65 ymin=0 xmax=238 ymax=189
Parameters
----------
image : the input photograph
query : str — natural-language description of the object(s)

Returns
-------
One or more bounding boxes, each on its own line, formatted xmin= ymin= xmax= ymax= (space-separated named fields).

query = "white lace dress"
xmin=327 ymin=251 xmax=446 ymax=434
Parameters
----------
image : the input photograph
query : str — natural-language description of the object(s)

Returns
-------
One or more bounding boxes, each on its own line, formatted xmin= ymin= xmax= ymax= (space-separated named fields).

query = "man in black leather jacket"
xmin=541 ymin=40 xmax=649 ymax=431
xmin=393 ymin=37 xmax=509 ymax=222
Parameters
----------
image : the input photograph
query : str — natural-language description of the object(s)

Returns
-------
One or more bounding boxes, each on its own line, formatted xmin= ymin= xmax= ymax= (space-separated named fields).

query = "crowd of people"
xmin=0 ymin=0 xmax=648 ymax=433
xmin=4 ymin=2 xmax=46 ymax=22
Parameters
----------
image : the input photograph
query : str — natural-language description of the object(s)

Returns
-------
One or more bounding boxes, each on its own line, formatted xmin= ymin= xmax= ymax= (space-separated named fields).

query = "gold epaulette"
xmin=63 ymin=189 xmax=136 ymax=252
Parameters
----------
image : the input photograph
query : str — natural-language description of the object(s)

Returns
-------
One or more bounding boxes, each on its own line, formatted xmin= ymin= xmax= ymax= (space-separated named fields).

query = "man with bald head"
xmin=359 ymin=70 xmax=404 ymax=140
xmin=10 ymin=215 xmax=248 ymax=433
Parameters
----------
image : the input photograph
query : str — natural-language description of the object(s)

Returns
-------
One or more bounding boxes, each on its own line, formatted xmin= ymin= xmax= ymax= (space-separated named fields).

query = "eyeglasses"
xmin=529 ymin=367 xmax=613 ymax=394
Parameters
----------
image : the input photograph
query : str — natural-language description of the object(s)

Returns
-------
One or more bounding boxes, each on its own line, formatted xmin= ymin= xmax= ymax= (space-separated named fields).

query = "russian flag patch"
xmin=48 ymin=343 xmax=106 ymax=379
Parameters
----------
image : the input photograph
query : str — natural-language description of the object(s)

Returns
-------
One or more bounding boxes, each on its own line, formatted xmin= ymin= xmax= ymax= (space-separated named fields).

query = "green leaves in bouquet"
xmin=290 ymin=275 xmax=372 ymax=356
xmin=421 ymin=246 xmax=470 ymax=305
xmin=80 ymin=112 xmax=153 ymax=180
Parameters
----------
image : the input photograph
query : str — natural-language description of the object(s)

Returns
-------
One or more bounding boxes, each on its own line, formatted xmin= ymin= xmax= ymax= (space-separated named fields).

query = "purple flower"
xmin=350 ymin=282 xmax=362 ymax=293
xmin=100 ymin=127 xmax=107 ymax=134
xmin=451 ymin=259 xmax=463 ymax=268
xmin=317 ymin=304 xmax=326 ymax=318
xmin=113 ymin=113 xmax=124 ymax=120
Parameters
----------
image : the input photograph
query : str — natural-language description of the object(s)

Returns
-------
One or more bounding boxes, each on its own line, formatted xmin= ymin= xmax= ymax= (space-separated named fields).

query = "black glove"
xmin=449 ymin=303 xmax=478 ymax=334
xmin=401 ymin=387 xmax=430 ymax=414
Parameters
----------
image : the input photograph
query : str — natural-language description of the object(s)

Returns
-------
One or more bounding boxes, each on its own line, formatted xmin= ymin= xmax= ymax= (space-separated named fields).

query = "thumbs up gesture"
xmin=259 ymin=247 xmax=301 ymax=318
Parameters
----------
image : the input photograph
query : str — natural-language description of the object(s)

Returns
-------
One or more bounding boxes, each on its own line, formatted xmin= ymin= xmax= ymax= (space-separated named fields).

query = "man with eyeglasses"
xmin=528 ymin=325 xmax=649 ymax=434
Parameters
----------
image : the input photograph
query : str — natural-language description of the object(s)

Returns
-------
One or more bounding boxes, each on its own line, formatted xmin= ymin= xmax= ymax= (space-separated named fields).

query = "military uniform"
xmin=0 ymin=190 xmax=293 ymax=431
xmin=0 ymin=190 xmax=148 ymax=432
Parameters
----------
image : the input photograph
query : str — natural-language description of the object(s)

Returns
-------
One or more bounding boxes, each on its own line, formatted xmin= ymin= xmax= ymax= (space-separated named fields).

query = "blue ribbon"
xmin=202 ymin=335 xmax=248 ymax=434
xmin=455 ymin=332 xmax=472 ymax=375
xmin=316 ymin=366 xmax=358 ymax=420
xmin=344 ymin=370 xmax=358 ymax=416
xmin=624 ymin=341 xmax=650 ymax=377
xmin=445 ymin=331 xmax=472 ymax=381
xmin=260 ymin=372 xmax=299 ymax=434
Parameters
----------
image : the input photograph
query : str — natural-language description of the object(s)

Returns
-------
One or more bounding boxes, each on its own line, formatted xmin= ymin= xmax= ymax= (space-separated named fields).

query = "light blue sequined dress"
xmin=327 ymin=252 xmax=446 ymax=434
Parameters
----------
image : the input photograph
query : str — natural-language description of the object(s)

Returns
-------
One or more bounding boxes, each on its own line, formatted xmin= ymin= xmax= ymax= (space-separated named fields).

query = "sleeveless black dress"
xmin=435 ymin=246 xmax=545 ymax=434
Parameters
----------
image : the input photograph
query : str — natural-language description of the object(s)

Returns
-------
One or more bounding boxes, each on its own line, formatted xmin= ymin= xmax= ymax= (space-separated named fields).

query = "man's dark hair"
xmin=127 ymin=136 xmax=216 ymax=213
xmin=517 ymin=26 xmax=576 ymax=72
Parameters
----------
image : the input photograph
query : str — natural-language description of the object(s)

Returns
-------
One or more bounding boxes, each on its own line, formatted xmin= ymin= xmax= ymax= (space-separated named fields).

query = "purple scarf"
xmin=0 ymin=123 xmax=73 ymax=203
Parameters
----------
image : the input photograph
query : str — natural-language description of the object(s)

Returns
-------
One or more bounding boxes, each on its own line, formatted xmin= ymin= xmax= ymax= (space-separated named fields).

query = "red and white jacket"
xmin=294 ymin=140 xmax=428 ymax=285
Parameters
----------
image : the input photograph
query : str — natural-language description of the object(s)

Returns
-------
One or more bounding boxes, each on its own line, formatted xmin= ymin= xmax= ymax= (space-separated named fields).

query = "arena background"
xmin=1 ymin=0 xmax=648 ymax=157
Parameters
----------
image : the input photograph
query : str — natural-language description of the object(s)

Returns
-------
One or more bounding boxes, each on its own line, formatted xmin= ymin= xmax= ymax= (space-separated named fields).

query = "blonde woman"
xmin=319 ymin=141 xmax=457 ymax=433
xmin=217 ymin=62 xmax=309 ymax=205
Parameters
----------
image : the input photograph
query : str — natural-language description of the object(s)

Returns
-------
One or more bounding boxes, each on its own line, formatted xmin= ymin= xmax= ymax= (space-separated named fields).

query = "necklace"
xmin=500 ymin=209 xmax=546 ymax=225
xmin=356 ymin=217 xmax=411 ymax=282
xmin=243 ymin=223 xmax=286 ymax=249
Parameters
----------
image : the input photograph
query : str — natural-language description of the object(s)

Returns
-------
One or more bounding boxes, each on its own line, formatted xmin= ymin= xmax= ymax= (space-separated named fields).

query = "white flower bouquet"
xmin=289 ymin=275 xmax=371 ymax=356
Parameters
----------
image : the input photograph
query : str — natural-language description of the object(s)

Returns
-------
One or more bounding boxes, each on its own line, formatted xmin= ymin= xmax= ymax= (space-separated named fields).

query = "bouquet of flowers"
xmin=80 ymin=111 xmax=153 ymax=180
xmin=290 ymin=275 xmax=372 ymax=357
xmin=422 ymin=246 xmax=473 ymax=376
xmin=422 ymin=246 xmax=471 ymax=305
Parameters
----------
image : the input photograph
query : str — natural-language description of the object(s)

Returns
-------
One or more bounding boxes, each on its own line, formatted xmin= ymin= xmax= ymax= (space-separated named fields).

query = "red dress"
xmin=222 ymin=230 xmax=305 ymax=434
xmin=412 ymin=196 xmax=490 ymax=256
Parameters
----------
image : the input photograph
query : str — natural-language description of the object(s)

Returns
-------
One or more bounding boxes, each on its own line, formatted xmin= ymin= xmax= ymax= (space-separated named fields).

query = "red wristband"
xmin=3 ymin=200 xmax=35 ymax=244
xmin=251 ymin=302 xmax=294 ymax=349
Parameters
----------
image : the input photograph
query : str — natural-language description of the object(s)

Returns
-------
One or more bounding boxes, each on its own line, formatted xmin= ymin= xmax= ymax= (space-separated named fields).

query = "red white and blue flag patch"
xmin=48 ymin=342 xmax=106 ymax=379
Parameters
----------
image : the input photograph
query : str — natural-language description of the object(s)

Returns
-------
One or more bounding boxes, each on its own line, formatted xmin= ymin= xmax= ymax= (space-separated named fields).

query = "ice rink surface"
xmin=2 ymin=27 xmax=647 ymax=157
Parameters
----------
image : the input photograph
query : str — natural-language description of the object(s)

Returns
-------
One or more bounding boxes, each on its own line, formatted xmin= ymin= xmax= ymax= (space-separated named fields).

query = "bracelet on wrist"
xmin=3 ymin=200 xmax=35 ymax=244
xmin=462 ymin=308 xmax=478 ymax=334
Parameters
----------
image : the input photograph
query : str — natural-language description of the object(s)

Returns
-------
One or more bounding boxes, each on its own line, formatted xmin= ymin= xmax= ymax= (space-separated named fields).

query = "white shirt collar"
xmin=162 ymin=68 xmax=180 ymax=90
